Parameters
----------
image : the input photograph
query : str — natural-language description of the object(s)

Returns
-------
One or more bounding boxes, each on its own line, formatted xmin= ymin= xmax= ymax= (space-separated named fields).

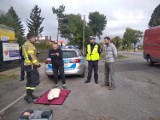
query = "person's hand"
xmin=36 ymin=64 xmax=41 ymax=68
xmin=38 ymin=64 xmax=41 ymax=68
xmin=56 ymin=53 xmax=59 ymax=56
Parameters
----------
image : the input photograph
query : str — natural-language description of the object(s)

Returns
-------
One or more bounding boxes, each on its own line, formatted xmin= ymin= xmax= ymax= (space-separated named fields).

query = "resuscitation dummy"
xmin=47 ymin=88 xmax=61 ymax=100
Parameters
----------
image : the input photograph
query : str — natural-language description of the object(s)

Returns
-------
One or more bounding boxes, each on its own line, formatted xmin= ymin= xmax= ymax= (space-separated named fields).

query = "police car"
xmin=45 ymin=48 xmax=86 ymax=78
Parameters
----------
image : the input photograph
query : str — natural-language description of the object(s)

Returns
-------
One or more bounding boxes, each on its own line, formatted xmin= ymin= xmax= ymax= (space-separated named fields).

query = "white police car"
xmin=45 ymin=49 xmax=86 ymax=78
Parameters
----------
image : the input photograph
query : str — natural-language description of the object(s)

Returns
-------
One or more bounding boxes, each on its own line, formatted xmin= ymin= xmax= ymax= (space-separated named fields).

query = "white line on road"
xmin=0 ymin=94 xmax=26 ymax=114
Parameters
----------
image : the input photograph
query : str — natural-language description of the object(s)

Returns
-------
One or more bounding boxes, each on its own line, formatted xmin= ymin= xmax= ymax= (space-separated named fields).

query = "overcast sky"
xmin=0 ymin=0 xmax=159 ymax=42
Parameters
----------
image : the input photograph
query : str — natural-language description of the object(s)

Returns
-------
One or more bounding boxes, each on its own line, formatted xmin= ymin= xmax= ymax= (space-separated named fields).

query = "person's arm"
xmin=26 ymin=45 xmax=40 ymax=66
xmin=55 ymin=49 xmax=62 ymax=59
xmin=113 ymin=45 xmax=117 ymax=58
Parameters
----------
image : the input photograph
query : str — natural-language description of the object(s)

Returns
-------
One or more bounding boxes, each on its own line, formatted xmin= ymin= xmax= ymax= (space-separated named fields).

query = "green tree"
xmin=27 ymin=5 xmax=44 ymax=37
xmin=131 ymin=30 xmax=143 ymax=51
xmin=52 ymin=5 xmax=65 ymax=41
xmin=0 ymin=7 xmax=25 ymax=45
xmin=0 ymin=11 xmax=7 ymax=24
xmin=88 ymin=11 xmax=107 ymax=38
xmin=122 ymin=28 xmax=143 ymax=51
xmin=112 ymin=36 xmax=122 ymax=50
xmin=59 ymin=14 xmax=92 ymax=48
xmin=149 ymin=4 xmax=160 ymax=27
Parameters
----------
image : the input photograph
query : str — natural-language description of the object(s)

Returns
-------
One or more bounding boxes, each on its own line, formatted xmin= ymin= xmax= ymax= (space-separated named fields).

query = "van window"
xmin=62 ymin=51 xmax=77 ymax=58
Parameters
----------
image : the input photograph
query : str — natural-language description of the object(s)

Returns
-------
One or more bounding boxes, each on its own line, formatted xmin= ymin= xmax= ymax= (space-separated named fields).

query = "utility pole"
xmin=83 ymin=15 xmax=85 ymax=55
xmin=56 ymin=19 xmax=59 ymax=44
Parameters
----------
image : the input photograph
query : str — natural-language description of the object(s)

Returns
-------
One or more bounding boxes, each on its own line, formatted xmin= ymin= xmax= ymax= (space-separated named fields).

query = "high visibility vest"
xmin=22 ymin=40 xmax=39 ymax=66
xmin=86 ymin=44 xmax=100 ymax=61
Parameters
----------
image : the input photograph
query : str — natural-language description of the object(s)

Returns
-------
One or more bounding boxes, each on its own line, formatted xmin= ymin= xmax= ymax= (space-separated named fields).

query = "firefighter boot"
xmin=24 ymin=90 xmax=34 ymax=103
xmin=30 ymin=90 xmax=38 ymax=99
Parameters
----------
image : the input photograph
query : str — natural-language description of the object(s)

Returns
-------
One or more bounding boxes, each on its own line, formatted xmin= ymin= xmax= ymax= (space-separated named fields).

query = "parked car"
xmin=65 ymin=45 xmax=79 ymax=49
xmin=45 ymin=48 xmax=86 ymax=78
xmin=143 ymin=25 xmax=160 ymax=66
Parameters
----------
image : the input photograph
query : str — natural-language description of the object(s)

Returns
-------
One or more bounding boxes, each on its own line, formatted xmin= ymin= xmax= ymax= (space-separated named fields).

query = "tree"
xmin=0 ymin=7 xmax=25 ymax=45
xmin=122 ymin=28 xmax=143 ymax=51
xmin=88 ymin=11 xmax=107 ymax=38
xmin=112 ymin=36 xmax=122 ymax=50
xmin=58 ymin=14 xmax=92 ymax=48
xmin=0 ymin=11 xmax=7 ymax=24
xmin=52 ymin=5 xmax=65 ymax=42
xmin=149 ymin=4 xmax=160 ymax=27
xmin=27 ymin=5 xmax=44 ymax=37
xmin=131 ymin=30 xmax=143 ymax=51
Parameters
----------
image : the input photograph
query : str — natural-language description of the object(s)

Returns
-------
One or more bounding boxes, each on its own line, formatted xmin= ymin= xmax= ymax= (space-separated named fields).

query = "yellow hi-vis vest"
xmin=22 ymin=40 xmax=39 ymax=66
xmin=86 ymin=44 xmax=100 ymax=61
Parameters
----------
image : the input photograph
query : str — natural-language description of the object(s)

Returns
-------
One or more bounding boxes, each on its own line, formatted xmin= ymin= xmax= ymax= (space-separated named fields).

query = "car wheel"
xmin=147 ymin=56 xmax=154 ymax=66
xmin=79 ymin=70 xmax=85 ymax=78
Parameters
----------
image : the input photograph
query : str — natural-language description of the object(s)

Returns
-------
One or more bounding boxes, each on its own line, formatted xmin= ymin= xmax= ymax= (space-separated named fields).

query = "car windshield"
xmin=62 ymin=51 xmax=77 ymax=58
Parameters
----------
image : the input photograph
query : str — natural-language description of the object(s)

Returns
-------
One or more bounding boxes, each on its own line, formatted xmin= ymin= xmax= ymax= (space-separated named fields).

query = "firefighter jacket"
xmin=22 ymin=40 xmax=39 ymax=66
xmin=86 ymin=43 xmax=101 ymax=61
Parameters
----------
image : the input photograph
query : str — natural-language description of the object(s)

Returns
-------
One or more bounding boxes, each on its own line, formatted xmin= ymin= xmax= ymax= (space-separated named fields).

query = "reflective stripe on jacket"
xmin=86 ymin=44 xmax=100 ymax=61
xmin=23 ymin=40 xmax=39 ymax=66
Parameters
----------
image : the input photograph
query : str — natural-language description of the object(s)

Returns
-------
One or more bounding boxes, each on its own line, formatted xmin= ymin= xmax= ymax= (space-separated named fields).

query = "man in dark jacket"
xmin=48 ymin=42 xmax=67 ymax=89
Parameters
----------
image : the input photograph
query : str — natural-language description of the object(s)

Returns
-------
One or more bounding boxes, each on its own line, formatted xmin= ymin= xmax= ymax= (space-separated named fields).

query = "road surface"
xmin=0 ymin=53 xmax=160 ymax=120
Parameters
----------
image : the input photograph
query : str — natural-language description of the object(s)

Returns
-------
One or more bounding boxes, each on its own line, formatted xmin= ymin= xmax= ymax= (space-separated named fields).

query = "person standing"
xmin=85 ymin=37 xmax=101 ymax=84
xmin=48 ymin=42 xmax=67 ymax=89
xmin=23 ymin=33 xmax=41 ymax=103
xmin=19 ymin=45 xmax=25 ymax=81
xmin=104 ymin=37 xmax=117 ymax=90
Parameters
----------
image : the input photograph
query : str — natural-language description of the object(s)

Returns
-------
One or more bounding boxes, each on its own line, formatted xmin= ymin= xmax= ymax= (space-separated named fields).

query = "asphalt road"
xmin=0 ymin=53 xmax=160 ymax=120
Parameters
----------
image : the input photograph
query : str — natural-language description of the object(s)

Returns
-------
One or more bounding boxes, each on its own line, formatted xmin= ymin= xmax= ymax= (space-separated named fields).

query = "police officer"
xmin=85 ymin=37 xmax=101 ymax=84
xmin=23 ymin=33 xmax=41 ymax=103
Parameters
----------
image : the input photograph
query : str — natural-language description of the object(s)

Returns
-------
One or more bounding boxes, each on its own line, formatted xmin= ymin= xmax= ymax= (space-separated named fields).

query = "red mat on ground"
xmin=34 ymin=89 xmax=71 ymax=105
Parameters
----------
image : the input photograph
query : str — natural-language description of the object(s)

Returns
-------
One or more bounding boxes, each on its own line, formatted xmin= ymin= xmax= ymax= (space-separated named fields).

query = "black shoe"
xmin=31 ymin=94 xmax=38 ymax=99
xmin=19 ymin=78 xmax=24 ymax=81
xmin=108 ymin=86 xmax=115 ymax=90
xmin=105 ymin=81 xmax=109 ymax=86
xmin=85 ymin=80 xmax=90 ymax=83
xmin=24 ymin=95 xmax=34 ymax=103
xmin=95 ymin=81 xmax=98 ymax=84
xmin=63 ymin=85 xmax=68 ymax=89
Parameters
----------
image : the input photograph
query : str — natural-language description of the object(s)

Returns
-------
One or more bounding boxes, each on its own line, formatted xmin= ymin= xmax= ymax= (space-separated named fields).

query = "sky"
xmin=0 ymin=0 xmax=160 ymax=43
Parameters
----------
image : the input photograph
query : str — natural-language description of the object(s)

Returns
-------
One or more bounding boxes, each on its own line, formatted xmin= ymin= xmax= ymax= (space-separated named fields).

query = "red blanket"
xmin=34 ymin=89 xmax=71 ymax=105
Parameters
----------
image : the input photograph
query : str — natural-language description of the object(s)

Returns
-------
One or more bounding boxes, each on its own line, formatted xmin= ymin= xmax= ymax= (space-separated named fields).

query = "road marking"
xmin=0 ymin=94 xmax=26 ymax=114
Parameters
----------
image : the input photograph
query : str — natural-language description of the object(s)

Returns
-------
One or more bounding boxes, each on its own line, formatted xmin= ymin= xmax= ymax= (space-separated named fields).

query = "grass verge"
xmin=0 ymin=67 xmax=19 ymax=81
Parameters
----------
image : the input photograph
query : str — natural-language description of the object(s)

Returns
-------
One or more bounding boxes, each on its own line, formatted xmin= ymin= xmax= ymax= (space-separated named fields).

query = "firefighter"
xmin=85 ymin=37 xmax=101 ymax=84
xmin=23 ymin=33 xmax=41 ymax=103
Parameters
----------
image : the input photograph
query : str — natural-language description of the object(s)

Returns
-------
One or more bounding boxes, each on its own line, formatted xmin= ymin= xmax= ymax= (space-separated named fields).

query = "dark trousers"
xmin=53 ymin=66 xmax=66 ymax=84
xmin=25 ymin=65 xmax=40 ymax=88
xmin=20 ymin=59 xmax=25 ymax=79
xmin=104 ymin=62 xmax=115 ymax=86
xmin=87 ymin=61 xmax=98 ymax=82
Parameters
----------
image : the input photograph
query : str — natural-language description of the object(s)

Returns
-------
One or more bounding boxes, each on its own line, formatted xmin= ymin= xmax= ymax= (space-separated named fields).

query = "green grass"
xmin=117 ymin=54 xmax=128 ymax=59
xmin=0 ymin=75 xmax=17 ymax=81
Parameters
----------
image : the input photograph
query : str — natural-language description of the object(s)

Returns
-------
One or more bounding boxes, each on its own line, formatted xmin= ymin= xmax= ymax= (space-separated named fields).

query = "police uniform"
xmin=85 ymin=43 xmax=101 ymax=84
xmin=23 ymin=40 xmax=40 ymax=103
